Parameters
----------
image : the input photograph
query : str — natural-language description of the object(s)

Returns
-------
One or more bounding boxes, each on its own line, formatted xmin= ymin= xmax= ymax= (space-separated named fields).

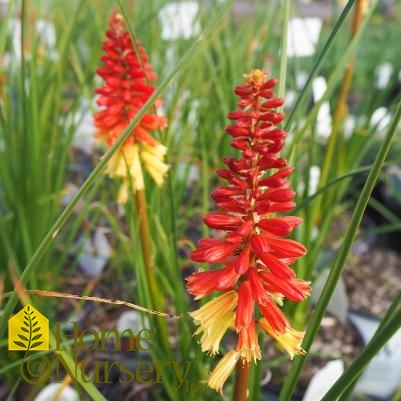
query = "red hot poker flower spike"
xmin=187 ymin=69 xmax=311 ymax=393
xmin=94 ymin=12 xmax=168 ymax=203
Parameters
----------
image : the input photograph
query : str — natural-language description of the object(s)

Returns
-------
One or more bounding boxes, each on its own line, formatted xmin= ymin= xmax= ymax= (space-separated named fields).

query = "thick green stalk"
xmin=0 ymin=0 xmax=236 ymax=338
xmin=134 ymin=189 xmax=171 ymax=356
xmin=278 ymin=100 xmax=401 ymax=401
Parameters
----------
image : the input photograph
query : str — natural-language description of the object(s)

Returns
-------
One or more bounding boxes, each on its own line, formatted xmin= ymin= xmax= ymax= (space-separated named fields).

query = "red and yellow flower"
xmin=94 ymin=12 xmax=168 ymax=203
xmin=187 ymin=69 xmax=311 ymax=393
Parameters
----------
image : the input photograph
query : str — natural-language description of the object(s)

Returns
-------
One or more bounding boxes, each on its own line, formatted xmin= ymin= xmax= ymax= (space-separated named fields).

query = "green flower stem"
xmin=134 ymin=189 xmax=171 ymax=356
xmin=278 ymin=99 xmax=401 ymax=401
xmin=0 ymin=0 xmax=235 ymax=338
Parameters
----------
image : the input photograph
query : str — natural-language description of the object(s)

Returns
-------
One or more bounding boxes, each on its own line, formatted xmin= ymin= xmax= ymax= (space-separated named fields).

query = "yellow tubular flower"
xmin=258 ymin=317 xmax=306 ymax=359
xmin=208 ymin=350 xmax=240 ymax=394
xmin=190 ymin=290 xmax=238 ymax=355
xmin=139 ymin=143 xmax=169 ymax=186
xmin=106 ymin=144 xmax=145 ymax=203
xmin=237 ymin=321 xmax=261 ymax=363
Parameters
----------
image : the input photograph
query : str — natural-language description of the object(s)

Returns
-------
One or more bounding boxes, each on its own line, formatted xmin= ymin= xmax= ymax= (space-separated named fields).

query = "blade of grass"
xmin=278 ymin=99 xmax=401 ymax=401
xmin=278 ymin=0 xmax=290 ymax=102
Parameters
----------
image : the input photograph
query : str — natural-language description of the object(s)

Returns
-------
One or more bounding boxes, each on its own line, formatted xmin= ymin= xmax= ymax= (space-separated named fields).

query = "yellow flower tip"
xmin=105 ymin=140 xmax=170 ymax=202
xmin=105 ymin=145 xmax=136 ymax=178
xmin=270 ymin=293 xmax=284 ymax=306
xmin=237 ymin=322 xmax=262 ymax=364
xmin=189 ymin=291 xmax=237 ymax=355
xmin=189 ymin=290 xmax=238 ymax=321
xmin=207 ymin=350 xmax=239 ymax=394
xmin=140 ymin=143 xmax=169 ymax=187
xmin=238 ymin=347 xmax=261 ymax=364
xmin=117 ymin=179 xmax=129 ymax=204
xmin=106 ymin=144 xmax=145 ymax=202
xmin=258 ymin=318 xmax=306 ymax=360
xmin=114 ymin=12 xmax=123 ymax=22
xmin=245 ymin=69 xmax=267 ymax=86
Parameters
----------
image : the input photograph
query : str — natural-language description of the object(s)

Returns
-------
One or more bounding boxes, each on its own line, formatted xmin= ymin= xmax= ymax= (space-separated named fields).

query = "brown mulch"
xmin=344 ymin=246 xmax=401 ymax=319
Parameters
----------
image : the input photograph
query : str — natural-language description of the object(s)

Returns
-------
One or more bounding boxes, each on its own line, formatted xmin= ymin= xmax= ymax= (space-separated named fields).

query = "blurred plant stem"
xmin=135 ymin=189 xmax=159 ymax=301
xmin=134 ymin=188 xmax=171 ymax=355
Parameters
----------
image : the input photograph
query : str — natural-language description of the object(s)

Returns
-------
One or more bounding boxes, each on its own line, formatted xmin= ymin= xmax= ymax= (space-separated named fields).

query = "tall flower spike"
xmin=94 ymin=12 xmax=168 ymax=203
xmin=187 ymin=69 xmax=312 ymax=393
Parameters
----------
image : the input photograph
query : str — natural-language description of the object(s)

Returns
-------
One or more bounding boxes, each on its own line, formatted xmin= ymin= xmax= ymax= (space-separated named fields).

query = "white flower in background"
xmin=349 ymin=311 xmax=401 ymax=399
xmin=370 ymin=107 xmax=391 ymax=135
xmin=36 ymin=19 xmax=57 ymax=57
xmin=159 ymin=2 xmax=200 ymax=40
xmin=298 ymin=165 xmax=321 ymax=197
xmin=287 ymin=18 xmax=322 ymax=57
xmin=78 ymin=228 xmax=111 ymax=277
xmin=68 ymin=99 xmax=97 ymax=154
xmin=117 ymin=311 xmax=151 ymax=352
xmin=175 ymin=162 xmax=199 ymax=186
xmin=284 ymin=72 xmax=308 ymax=110
xmin=313 ymin=76 xmax=332 ymax=142
xmin=308 ymin=165 xmax=321 ymax=196
xmin=344 ymin=114 xmax=356 ymax=140
xmin=285 ymin=90 xmax=297 ymax=109
xmin=117 ymin=311 xmax=150 ymax=334
xmin=296 ymin=71 xmax=309 ymax=89
xmin=34 ymin=383 xmax=79 ymax=401
xmin=5 ymin=18 xmax=57 ymax=66
xmin=375 ymin=62 xmax=393 ymax=89
xmin=302 ymin=360 xmax=344 ymax=401
xmin=0 ymin=0 xmax=9 ymax=16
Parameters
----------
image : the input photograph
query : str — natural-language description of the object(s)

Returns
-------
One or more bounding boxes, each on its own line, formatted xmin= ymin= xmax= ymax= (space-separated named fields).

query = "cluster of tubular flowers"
xmin=187 ymin=69 xmax=311 ymax=393
xmin=94 ymin=12 xmax=168 ymax=203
